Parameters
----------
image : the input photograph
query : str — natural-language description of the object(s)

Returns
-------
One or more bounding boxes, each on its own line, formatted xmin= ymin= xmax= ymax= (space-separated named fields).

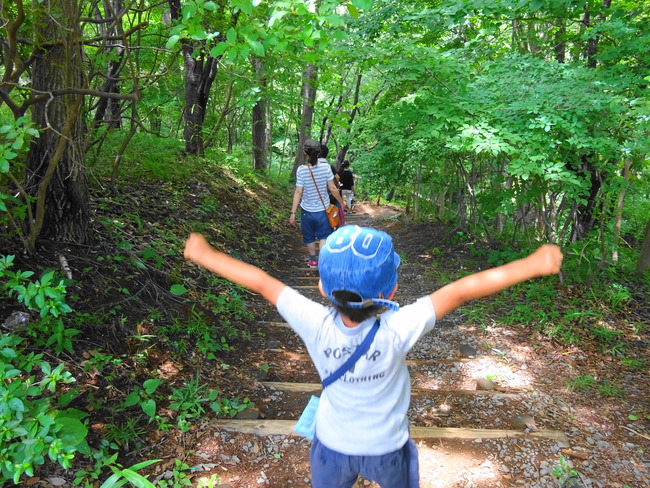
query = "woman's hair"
xmin=304 ymin=145 xmax=320 ymax=166
xmin=332 ymin=290 xmax=383 ymax=323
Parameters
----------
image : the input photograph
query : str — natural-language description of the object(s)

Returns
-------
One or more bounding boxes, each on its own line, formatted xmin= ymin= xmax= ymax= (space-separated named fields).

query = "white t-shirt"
xmin=277 ymin=287 xmax=437 ymax=456
xmin=296 ymin=162 xmax=333 ymax=213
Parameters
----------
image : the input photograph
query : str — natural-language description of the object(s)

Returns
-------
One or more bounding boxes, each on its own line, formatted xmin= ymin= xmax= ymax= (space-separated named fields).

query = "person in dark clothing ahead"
xmin=338 ymin=160 xmax=354 ymax=212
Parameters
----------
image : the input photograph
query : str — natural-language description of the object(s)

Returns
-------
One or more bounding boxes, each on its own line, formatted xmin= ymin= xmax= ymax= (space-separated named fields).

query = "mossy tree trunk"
xmin=24 ymin=0 xmax=89 ymax=248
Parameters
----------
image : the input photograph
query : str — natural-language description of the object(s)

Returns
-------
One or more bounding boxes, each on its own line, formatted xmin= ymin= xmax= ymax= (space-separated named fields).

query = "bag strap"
xmin=307 ymin=165 xmax=329 ymax=212
xmin=322 ymin=317 xmax=380 ymax=389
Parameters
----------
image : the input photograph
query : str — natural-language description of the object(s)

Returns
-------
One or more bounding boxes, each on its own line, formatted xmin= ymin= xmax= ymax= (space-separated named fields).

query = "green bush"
xmin=0 ymin=333 xmax=90 ymax=483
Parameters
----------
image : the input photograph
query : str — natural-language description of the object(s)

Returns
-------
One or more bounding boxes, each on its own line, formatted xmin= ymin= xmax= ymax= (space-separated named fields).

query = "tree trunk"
xmin=583 ymin=0 xmax=611 ymax=68
xmin=24 ymin=0 xmax=89 ymax=248
xmin=612 ymin=159 xmax=631 ymax=262
xmin=291 ymin=64 xmax=318 ymax=177
xmin=181 ymin=46 xmax=218 ymax=156
xmin=637 ymin=219 xmax=650 ymax=275
xmin=252 ymin=57 xmax=269 ymax=171
xmin=169 ymin=0 xmax=224 ymax=156
xmin=554 ymin=23 xmax=566 ymax=63
xmin=93 ymin=0 xmax=124 ymax=129
xmin=336 ymin=70 xmax=362 ymax=167
xmin=569 ymin=156 xmax=603 ymax=242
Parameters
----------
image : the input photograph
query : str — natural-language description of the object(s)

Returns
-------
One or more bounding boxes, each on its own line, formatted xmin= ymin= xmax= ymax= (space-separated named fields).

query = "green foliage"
xmin=567 ymin=374 xmax=625 ymax=398
xmin=167 ymin=372 xmax=253 ymax=432
xmin=1 ymin=255 xmax=80 ymax=355
xmin=598 ymin=380 xmax=625 ymax=398
xmin=157 ymin=459 xmax=193 ymax=488
xmin=566 ymin=374 xmax=596 ymax=392
xmin=0 ymin=117 xmax=40 ymax=246
xmin=100 ymin=458 xmax=160 ymax=488
xmin=121 ymin=379 xmax=162 ymax=421
xmin=0 ymin=333 xmax=89 ymax=484
xmin=0 ymin=255 xmax=91 ymax=483
xmin=0 ymin=256 xmax=73 ymax=318
xmin=551 ymin=455 xmax=579 ymax=488
xmin=104 ymin=418 xmax=146 ymax=450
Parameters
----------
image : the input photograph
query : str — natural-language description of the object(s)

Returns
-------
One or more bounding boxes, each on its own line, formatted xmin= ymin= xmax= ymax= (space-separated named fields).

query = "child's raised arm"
xmin=184 ymin=233 xmax=286 ymax=306
xmin=429 ymin=244 xmax=563 ymax=319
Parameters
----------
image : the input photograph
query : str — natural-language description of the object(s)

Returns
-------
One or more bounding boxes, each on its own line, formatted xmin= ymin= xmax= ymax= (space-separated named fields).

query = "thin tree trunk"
xmin=336 ymin=70 xmax=363 ymax=167
xmin=612 ymin=159 xmax=631 ymax=262
xmin=291 ymin=64 xmax=318 ymax=177
xmin=637 ymin=219 xmax=650 ymax=275
xmin=93 ymin=0 xmax=124 ymax=129
xmin=554 ymin=22 xmax=566 ymax=63
xmin=252 ymin=57 xmax=269 ymax=171
xmin=205 ymin=79 xmax=234 ymax=149
xmin=110 ymin=100 xmax=139 ymax=193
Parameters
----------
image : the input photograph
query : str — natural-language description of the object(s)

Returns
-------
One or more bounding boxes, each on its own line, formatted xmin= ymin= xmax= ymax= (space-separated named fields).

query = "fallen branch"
xmin=621 ymin=425 xmax=650 ymax=442
xmin=58 ymin=253 xmax=73 ymax=279
xmin=561 ymin=449 xmax=589 ymax=460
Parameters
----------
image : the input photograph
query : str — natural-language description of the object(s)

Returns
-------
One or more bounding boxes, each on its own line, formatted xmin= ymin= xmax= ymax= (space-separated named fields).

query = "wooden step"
xmin=262 ymin=382 xmax=521 ymax=398
xmin=207 ymin=419 xmax=568 ymax=441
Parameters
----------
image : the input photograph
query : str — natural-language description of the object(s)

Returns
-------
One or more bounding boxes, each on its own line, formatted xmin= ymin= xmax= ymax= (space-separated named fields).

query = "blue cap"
xmin=319 ymin=226 xmax=400 ymax=311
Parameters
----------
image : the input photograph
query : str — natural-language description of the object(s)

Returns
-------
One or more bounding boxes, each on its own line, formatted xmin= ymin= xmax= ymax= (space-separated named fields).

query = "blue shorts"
xmin=310 ymin=436 xmax=419 ymax=488
xmin=300 ymin=209 xmax=333 ymax=245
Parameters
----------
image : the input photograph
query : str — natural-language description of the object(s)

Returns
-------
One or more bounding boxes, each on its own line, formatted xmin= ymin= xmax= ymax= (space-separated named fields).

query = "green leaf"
xmin=170 ymin=284 xmax=188 ymax=296
xmin=351 ymin=0 xmax=372 ymax=10
xmin=227 ymin=28 xmax=237 ymax=44
xmin=249 ymin=41 xmax=265 ymax=57
xmin=120 ymin=467 xmax=157 ymax=487
xmin=165 ymin=35 xmax=181 ymax=50
xmin=123 ymin=391 xmax=140 ymax=407
xmin=141 ymin=399 xmax=156 ymax=418
xmin=268 ymin=9 xmax=288 ymax=26
xmin=210 ymin=41 xmax=229 ymax=57
xmin=143 ymin=379 xmax=161 ymax=394
xmin=204 ymin=1 xmax=218 ymax=11
xmin=58 ymin=387 xmax=81 ymax=407
xmin=100 ymin=472 xmax=127 ymax=488
xmin=8 ymin=397 xmax=24 ymax=412
xmin=55 ymin=415 xmax=89 ymax=447
xmin=346 ymin=4 xmax=359 ymax=19
xmin=628 ymin=414 xmax=638 ymax=421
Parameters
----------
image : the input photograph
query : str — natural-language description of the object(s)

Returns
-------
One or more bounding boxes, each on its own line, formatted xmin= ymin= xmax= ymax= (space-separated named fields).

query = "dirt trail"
xmin=172 ymin=204 xmax=648 ymax=488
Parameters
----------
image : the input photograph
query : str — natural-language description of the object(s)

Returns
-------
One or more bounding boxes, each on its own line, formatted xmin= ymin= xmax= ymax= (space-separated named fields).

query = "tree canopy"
xmin=0 ymin=0 xmax=648 ymax=261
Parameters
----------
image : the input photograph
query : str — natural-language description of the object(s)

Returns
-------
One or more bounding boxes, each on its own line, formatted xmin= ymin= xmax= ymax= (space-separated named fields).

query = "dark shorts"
xmin=310 ymin=436 xmax=419 ymax=488
xmin=300 ymin=209 xmax=334 ymax=244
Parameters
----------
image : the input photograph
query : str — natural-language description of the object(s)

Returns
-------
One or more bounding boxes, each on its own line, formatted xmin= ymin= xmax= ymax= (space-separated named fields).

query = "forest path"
xmin=175 ymin=203 xmax=647 ymax=488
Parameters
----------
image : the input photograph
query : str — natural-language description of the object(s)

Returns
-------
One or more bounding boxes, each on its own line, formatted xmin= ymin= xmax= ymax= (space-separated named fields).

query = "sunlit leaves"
xmin=171 ymin=0 xmax=360 ymax=63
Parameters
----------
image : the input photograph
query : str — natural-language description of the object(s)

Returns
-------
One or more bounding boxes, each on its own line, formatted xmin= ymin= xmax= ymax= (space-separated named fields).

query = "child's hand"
xmin=184 ymin=233 xmax=211 ymax=262
xmin=529 ymin=244 xmax=563 ymax=276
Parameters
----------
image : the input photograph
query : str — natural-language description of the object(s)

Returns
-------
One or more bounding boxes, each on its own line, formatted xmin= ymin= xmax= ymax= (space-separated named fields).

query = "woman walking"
xmin=290 ymin=139 xmax=346 ymax=268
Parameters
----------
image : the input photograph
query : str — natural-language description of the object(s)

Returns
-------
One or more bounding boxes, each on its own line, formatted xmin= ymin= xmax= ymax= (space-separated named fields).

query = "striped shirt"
xmin=296 ymin=162 xmax=334 ymax=213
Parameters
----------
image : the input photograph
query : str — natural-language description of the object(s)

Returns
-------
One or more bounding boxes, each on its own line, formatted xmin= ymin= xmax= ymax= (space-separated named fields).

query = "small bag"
xmin=294 ymin=395 xmax=320 ymax=440
xmin=325 ymin=204 xmax=340 ymax=229
xmin=308 ymin=165 xmax=340 ymax=230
